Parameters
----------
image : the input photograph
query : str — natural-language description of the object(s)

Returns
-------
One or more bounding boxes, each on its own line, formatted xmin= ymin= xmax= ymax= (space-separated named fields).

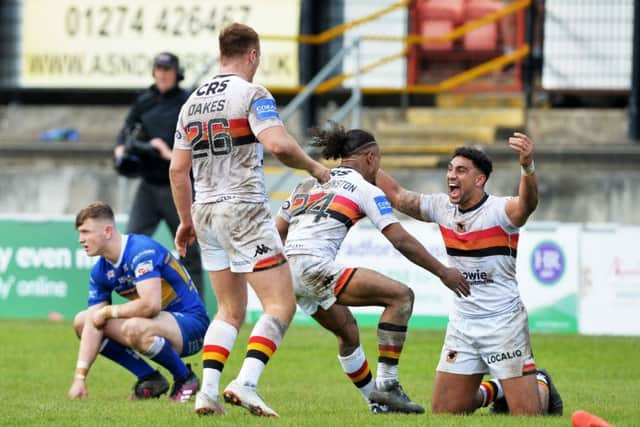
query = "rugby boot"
xmin=538 ymin=368 xmax=563 ymax=415
xmin=223 ymin=379 xmax=278 ymax=417
xmin=195 ymin=391 xmax=226 ymax=416
xmin=490 ymin=396 xmax=509 ymax=414
xmin=368 ymin=380 xmax=425 ymax=414
xmin=129 ymin=370 xmax=169 ymax=400
xmin=368 ymin=400 xmax=390 ymax=414
xmin=491 ymin=368 xmax=563 ymax=416
xmin=168 ymin=364 xmax=199 ymax=402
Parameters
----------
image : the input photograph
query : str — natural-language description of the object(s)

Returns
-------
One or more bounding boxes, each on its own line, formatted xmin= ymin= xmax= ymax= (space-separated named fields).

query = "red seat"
xmin=419 ymin=0 xmax=465 ymax=52
xmin=462 ymin=0 xmax=501 ymax=52
xmin=420 ymin=0 xmax=465 ymax=23
xmin=420 ymin=19 xmax=454 ymax=52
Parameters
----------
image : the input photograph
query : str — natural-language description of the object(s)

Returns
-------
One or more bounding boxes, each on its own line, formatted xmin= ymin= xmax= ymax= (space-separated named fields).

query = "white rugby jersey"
xmin=278 ymin=166 xmax=399 ymax=259
xmin=174 ymin=74 xmax=283 ymax=204
xmin=420 ymin=193 xmax=521 ymax=318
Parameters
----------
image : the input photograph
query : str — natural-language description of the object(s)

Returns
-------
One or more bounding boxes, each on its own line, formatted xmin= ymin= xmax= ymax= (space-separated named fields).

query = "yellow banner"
xmin=21 ymin=0 xmax=300 ymax=88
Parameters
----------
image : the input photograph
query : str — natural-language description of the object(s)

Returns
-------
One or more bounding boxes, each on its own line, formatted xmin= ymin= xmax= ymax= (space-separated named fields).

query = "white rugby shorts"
xmin=287 ymin=255 xmax=356 ymax=315
xmin=436 ymin=303 xmax=536 ymax=380
xmin=193 ymin=201 xmax=286 ymax=273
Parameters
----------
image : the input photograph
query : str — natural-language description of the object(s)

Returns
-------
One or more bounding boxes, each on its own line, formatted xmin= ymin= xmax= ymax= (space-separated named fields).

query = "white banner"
xmin=21 ymin=0 xmax=300 ymax=88
xmin=579 ymin=225 xmax=640 ymax=336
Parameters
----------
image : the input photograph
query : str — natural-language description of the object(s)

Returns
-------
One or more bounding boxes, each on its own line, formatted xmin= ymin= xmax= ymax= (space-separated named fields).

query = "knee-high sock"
xmin=479 ymin=379 xmax=503 ymax=406
xmin=99 ymin=338 xmax=155 ymax=379
xmin=235 ymin=314 xmax=286 ymax=387
xmin=201 ymin=319 xmax=238 ymax=399
xmin=376 ymin=322 xmax=407 ymax=387
xmin=142 ymin=336 xmax=188 ymax=381
xmin=338 ymin=345 xmax=374 ymax=401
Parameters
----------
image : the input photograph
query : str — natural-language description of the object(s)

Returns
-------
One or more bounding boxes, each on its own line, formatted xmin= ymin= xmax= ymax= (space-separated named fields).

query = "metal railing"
xmin=266 ymin=36 xmax=363 ymax=195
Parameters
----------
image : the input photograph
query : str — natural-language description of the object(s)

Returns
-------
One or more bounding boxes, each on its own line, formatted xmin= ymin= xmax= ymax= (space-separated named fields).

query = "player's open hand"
xmin=440 ymin=267 xmax=470 ymax=298
xmin=175 ymin=222 xmax=196 ymax=258
xmin=68 ymin=379 xmax=88 ymax=399
xmin=508 ymin=132 xmax=535 ymax=167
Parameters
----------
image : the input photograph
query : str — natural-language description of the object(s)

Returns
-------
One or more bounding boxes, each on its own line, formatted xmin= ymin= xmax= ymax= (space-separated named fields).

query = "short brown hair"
xmin=75 ymin=202 xmax=115 ymax=228
xmin=219 ymin=23 xmax=260 ymax=58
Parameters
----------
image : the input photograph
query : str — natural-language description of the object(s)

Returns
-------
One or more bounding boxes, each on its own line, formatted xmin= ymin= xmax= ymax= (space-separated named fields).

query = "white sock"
xmin=236 ymin=314 xmax=285 ymax=387
xmin=201 ymin=319 xmax=238 ymax=399
xmin=338 ymin=346 xmax=374 ymax=401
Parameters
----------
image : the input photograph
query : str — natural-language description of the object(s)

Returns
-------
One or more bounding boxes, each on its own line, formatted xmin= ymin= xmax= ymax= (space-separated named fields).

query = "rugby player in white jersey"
xmin=169 ymin=23 xmax=330 ymax=417
xmin=274 ymin=122 xmax=470 ymax=414
xmin=376 ymin=133 xmax=563 ymax=416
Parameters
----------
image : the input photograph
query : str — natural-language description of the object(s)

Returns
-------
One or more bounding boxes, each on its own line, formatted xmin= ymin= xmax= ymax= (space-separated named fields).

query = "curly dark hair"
xmin=452 ymin=146 xmax=493 ymax=179
xmin=309 ymin=122 xmax=377 ymax=160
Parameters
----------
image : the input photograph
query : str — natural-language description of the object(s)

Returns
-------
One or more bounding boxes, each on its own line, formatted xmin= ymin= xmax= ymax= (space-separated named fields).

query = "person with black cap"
xmin=114 ymin=52 xmax=204 ymax=297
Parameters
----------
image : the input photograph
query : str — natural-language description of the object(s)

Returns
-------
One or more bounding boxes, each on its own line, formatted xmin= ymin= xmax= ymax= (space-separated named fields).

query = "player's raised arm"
xmin=381 ymin=223 xmax=470 ymax=297
xmin=376 ymin=169 xmax=424 ymax=221
xmin=505 ymin=132 xmax=539 ymax=227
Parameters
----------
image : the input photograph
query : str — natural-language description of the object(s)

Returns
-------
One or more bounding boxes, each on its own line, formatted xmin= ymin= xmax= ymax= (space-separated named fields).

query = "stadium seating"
xmin=416 ymin=0 xmax=502 ymax=54
xmin=463 ymin=0 xmax=502 ymax=53
xmin=418 ymin=0 xmax=464 ymax=52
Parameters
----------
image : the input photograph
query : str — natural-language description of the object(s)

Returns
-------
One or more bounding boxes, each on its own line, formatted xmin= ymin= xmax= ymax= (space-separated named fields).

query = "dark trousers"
xmin=127 ymin=180 xmax=204 ymax=297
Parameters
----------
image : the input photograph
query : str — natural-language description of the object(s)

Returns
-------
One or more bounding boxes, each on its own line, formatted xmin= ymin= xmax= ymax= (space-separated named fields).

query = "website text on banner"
xmin=20 ymin=0 xmax=300 ymax=88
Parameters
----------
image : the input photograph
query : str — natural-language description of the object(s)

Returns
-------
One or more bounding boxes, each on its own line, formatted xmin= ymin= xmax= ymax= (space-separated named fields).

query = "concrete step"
xmin=376 ymin=122 xmax=496 ymax=145
xmin=435 ymin=93 xmax=525 ymax=109
xmin=406 ymin=107 xmax=524 ymax=128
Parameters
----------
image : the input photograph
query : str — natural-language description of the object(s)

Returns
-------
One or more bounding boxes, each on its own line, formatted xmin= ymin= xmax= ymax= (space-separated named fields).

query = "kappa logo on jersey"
xmin=374 ymin=195 xmax=393 ymax=215
xmin=252 ymin=98 xmax=279 ymax=120
xmin=134 ymin=260 xmax=154 ymax=278
xmin=254 ymin=244 xmax=272 ymax=257
xmin=175 ymin=130 xmax=182 ymax=141
xmin=106 ymin=270 xmax=115 ymax=280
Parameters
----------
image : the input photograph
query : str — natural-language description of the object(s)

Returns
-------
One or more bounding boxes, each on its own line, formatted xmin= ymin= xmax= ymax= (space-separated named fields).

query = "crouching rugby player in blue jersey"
xmin=68 ymin=201 xmax=209 ymax=402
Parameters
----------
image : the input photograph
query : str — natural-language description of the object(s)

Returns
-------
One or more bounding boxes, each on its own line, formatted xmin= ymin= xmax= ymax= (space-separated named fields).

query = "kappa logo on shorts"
xmin=322 ymin=275 xmax=334 ymax=287
xmin=254 ymin=244 xmax=272 ymax=257
xmin=446 ymin=350 xmax=458 ymax=363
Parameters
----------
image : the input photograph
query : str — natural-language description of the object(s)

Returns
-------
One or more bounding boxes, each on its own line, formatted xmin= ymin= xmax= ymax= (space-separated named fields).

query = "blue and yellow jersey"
xmin=88 ymin=234 xmax=206 ymax=316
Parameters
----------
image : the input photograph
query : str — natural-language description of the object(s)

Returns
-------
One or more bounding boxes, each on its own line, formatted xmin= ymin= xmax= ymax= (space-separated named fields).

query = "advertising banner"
xmin=0 ymin=217 xmax=96 ymax=319
xmin=516 ymin=222 xmax=580 ymax=333
xmin=579 ymin=225 xmax=640 ymax=336
xmin=0 ymin=216 xmax=216 ymax=320
xmin=21 ymin=0 xmax=300 ymax=88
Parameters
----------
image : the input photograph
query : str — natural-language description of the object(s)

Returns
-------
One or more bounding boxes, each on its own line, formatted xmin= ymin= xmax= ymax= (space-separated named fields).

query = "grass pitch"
xmin=1 ymin=319 xmax=638 ymax=426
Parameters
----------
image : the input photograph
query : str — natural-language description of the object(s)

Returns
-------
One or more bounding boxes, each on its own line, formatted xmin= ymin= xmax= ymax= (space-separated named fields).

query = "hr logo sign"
xmin=531 ymin=241 xmax=565 ymax=285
